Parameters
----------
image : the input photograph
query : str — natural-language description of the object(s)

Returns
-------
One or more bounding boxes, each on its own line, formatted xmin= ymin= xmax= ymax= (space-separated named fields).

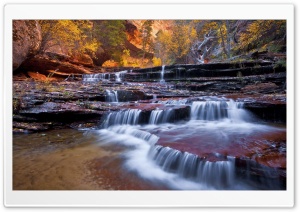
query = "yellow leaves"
xmin=152 ymin=57 xmax=162 ymax=66
xmin=39 ymin=20 xmax=99 ymax=56
xmin=170 ymin=23 xmax=197 ymax=59
xmin=102 ymin=60 xmax=119 ymax=67
xmin=238 ymin=20 xmax=286 ymax=52
xmin=120 ymin=49 xmax=130 ymax=67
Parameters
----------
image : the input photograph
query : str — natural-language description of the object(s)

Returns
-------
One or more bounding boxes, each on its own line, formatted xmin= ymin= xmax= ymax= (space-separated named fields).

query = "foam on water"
xmin=105 ymin=90 xmax=119 ymax=102
xmin=96 ymin=125 xmax=212 ymax=189
xmin=93 ymin=98 xmax=285 ymax=190
xmin=102 ymin=109 xmax=142 ymax=128
xmin=149 ymin=109 xmax=174 ymax=125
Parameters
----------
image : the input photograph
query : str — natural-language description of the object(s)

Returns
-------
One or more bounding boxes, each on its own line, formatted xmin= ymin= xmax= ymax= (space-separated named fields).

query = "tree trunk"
xmin=219 ymin=25 xmax=228 ymax=58
xmin=225 ymin=20 xmax=231 ymax=58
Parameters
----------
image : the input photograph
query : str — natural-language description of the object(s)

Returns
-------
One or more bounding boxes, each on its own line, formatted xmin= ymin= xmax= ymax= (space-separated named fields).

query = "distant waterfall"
xmin=160 ymin=65 xmax=165 ymax=84
xmin=82 ymin=73 xmax=111 ymax=82
xmin=105 ymin=90 xmax=118 ymax=102
xmin=115 ymin=70 xmax=128 ymax=82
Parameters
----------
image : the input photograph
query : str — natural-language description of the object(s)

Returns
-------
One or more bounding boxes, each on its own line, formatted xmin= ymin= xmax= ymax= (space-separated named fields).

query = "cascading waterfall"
xmin=82 ymin=73 xmax=111 ymax=82
xmin=98 ymin=121 xmax=238 ymax=189
xmin=97 ymin=101 xmax=239 ymax=189
xmin=160 ymin=65 xmax=165 ymax=84
xmin=190 ymin=100 xmax=252 ymax=122
xmin=227 ymin=99 xmax=252 ymax=122
xmin=157 ymin=99 xmax=188 ymax=105
xmin=105 ymin=90 xmax=119 ymax=102
xmin=102 ymin=109 xmax=142 ymax=128
xmin=149 ymin=109 xmax=174 ymax=124
xmin=148 ymin=145 xmax=235 ymax=189
xmin=115 ymin=70 xmax=128 ymax=82
xmin=94 ymin=98 xmax=283 ymax=190
xmin=190 ymin=101 xmax=228 ymax=121
xmin=103 ymin=125 xmax=159 ymax=146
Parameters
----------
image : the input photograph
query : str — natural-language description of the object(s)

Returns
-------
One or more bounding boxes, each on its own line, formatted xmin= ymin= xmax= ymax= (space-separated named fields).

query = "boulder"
xmin=13 ymin=20 xmax=42 ymax=71
xmin=91 ymin=47 xmax=110 ymax=66
xmin=18 ymin=54 xmax=92 ymax=79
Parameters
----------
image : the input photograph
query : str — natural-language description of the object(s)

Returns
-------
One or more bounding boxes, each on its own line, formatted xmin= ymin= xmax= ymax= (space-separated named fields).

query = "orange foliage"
xmin=102 ymin=60 xmax=119 ymax=67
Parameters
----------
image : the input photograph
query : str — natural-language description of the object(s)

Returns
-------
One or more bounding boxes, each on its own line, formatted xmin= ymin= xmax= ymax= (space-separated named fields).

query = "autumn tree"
xmin=238 ymin=20 xmax=286 ymax=53
xmin=39 ymin=20 xmax=98 ymax=55
xmin=170 ymin=21 xmax=197 ymax=63
xmin=154 ymin=21 xmax=197 ymax=64
xmin=190 ymin=20 xmax=245 ymax=63
xmin=154 ymin=29 xmax=172 ymax=65
xmin=189 ymin=20 xmax=219 ymax=63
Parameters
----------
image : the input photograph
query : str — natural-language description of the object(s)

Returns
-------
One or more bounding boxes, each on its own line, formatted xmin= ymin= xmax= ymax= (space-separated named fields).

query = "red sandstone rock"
xmin=13 ymin=20 xmax=42 ymax=71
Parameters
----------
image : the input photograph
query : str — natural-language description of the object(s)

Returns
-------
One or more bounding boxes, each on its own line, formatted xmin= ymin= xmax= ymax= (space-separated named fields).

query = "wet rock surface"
xmin=13 ymin=62 xmax=287 ymax=189
xmin=13 ymin=62 xmax=286 ymax=132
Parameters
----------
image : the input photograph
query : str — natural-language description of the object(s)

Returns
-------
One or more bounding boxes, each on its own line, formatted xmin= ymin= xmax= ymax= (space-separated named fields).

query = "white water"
xmin=190 ymin=100 xmax=252 ymax=122
xmin=115 ymin=70 xmax=128 ymax=82
xmin=148 ymin=109 xmax=174 ymax=125
xmin=94 ymin=99 xmax=285 ymax=190
xmin=82 ymin=73 xmax=111 ymax=82
xmin=149 ymin=145 xmax=236 ymax=189
xmin=160 ymin=65 xmax=165 ymax=84
xmin=157 ymin=99 xmax=188 ymax=105
xmin=105 ymin=90 xmax=118 ymax=102
xmin=96 ymin=125 xmax=215 ymax=189
xmin=102 ymin=109 xmax=141 ymax=128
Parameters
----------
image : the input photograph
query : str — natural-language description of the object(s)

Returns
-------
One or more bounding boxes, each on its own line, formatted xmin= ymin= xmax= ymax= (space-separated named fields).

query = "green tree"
xmin=140 ymin=20 xmax=154 ymax=62
xmin=93 ymin=20 xmax=126 ymax=62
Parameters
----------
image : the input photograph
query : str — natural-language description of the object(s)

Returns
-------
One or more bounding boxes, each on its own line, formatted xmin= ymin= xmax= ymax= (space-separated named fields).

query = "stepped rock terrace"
xmin=13 ymin=62 xmax=286 ymax=190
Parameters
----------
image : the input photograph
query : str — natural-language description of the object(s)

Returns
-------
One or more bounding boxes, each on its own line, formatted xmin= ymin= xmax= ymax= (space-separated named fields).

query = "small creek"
xmin=13 ymin=65 xmax=286 ymax=190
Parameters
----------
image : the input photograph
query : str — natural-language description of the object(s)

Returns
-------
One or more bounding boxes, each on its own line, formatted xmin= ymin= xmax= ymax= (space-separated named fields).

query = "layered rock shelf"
xmin=13 ymin=61 xmax=286 ymax=133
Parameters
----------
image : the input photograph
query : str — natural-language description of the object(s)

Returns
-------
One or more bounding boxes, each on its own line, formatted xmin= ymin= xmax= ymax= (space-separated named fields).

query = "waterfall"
xmin=149 ymin=145 xmax=235 ymax=189
xmin=103 ymin=125 xmax=159 ymax=146
xmin=190 ymin=100 xmax=252 ymax=122
xmin=102 ymin=109 xmax=142 ymax=128
xmin=82 ymin=73 xmax=111 ymax=82
xmin=105 ymin=90 xmax=118 ymax=102
xmin=227 ymin=99 xmax=252 ymax=122
xmin=160 ymin=65 xmax=165 ymax=84
xmin=149 ymin=109 xmax=174 ymax=124
xmin=191 ymin=101 xmax=228 ymax=121
xmin=115 ymin=70 xmax=128 ymax=82
xmin=157 ymin=99 xmax=188 ymax=105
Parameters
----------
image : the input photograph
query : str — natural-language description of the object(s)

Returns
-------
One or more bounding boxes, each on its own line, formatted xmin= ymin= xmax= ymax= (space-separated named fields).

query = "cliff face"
xmin=13 ymin=20 xmax=42 ymax=71
xmin=125 ymin=20 xmax=172 ymax=50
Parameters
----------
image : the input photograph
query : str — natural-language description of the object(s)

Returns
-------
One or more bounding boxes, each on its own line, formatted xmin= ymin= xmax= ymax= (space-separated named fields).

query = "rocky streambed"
xmin=13 ymin=62 xmax=287 ymax=190
xmin=13 ymin=62 xmax=286 ymax=133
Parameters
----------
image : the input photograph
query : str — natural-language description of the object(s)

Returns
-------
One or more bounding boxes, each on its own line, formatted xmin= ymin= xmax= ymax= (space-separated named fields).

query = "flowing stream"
xmin=13 ymin=97 xmax=286 ymax=190
xmin=92 ymin=99 xmax=286 ymax=190
xmin=13 ymin=70 xmax=286 ymax=190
